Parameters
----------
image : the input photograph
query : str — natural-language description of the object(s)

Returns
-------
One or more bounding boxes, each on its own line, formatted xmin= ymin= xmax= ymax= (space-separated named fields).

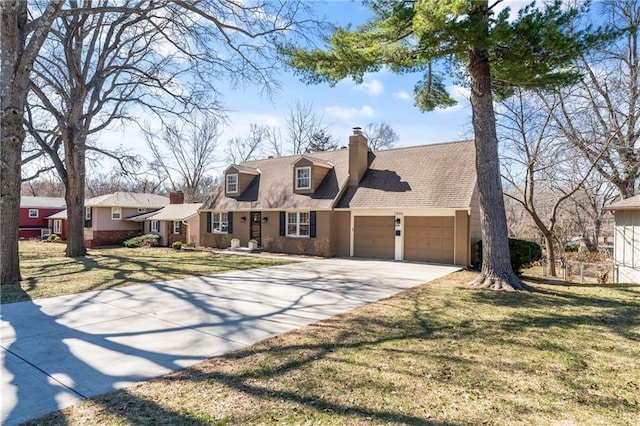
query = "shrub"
xmin=477 ymin=238 xmax=542 ymax=275
xmin=123 ymin=234 xmax=160 ymax=248
xmin=565 ymin=243 xmax=579 ymax=252
xmin=172 ymin=241 xmax=185 ymax=250
xmin=42 ymin=234 xmax=60 ymax=242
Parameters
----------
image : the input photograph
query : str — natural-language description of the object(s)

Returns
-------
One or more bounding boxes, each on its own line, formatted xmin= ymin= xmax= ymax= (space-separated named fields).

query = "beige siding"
xmin=455 ymin=210 xmax=470 ymax=266
xmin=331 ymin=211 xmax=351 ymax=257
xmin=614 ymin=210 xmax=640 ymax=269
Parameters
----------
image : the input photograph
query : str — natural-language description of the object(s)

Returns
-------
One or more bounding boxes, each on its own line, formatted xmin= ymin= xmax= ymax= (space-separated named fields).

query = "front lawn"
xmin=27 ymin=270 xmax=639 ymax=425
xmin=2 ymin=241 xmax=291 ymax=304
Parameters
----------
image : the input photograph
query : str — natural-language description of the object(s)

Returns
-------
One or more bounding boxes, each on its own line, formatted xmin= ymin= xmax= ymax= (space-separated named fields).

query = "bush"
xmin=123 ymin=234 xmax=160 ymax=248
xmin=565 ymin=243 xmax=579 ymax=252
xmin=172 ymin=241 xmax=186 ymax=250
xmin=477 ymin=238 xmax=542 ymax=275
xmin=42 ymin=234 xmax=60 ymax=242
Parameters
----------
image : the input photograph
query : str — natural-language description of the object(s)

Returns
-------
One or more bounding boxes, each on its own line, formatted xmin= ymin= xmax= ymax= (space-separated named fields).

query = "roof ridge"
xmin=372 ymin=139 xmax=474 ymax=153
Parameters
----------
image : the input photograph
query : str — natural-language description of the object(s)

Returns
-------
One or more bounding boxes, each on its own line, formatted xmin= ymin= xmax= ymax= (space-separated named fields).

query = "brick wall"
xmin=86 ymin=230 xmax=141 ymax=247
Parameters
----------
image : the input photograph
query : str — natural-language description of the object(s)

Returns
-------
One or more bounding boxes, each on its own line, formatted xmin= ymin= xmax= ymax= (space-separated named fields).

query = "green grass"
xmin=26 ymin=270 xmax=640 ymax=425
xmin=1 ymin=241 xmax=291 ymax=304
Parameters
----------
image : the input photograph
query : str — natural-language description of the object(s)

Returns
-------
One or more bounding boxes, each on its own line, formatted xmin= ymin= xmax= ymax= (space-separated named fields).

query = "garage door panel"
xmin=354 ymin=216 xmax=394 ymax=259
xmin=405 ymin=216 xmax=455 ymax=264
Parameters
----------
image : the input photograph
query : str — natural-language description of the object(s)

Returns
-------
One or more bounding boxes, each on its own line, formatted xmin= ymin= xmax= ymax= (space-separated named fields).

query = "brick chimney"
xmin=169 ymin=191 xmax=184 ymax=204
xmin=348 ymin=127 xmax=369 ymax=185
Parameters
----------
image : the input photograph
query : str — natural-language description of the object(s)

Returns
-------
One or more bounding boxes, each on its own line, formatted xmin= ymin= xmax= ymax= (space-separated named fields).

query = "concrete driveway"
xmin=1 ymin=258 xmax=460 ymax=425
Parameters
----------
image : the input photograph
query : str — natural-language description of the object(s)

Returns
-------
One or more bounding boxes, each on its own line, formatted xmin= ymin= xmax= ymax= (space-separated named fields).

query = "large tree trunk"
xmin=64 ymin=128 xmax=88 ymax=257
xmin=467 ymin=2 xmax=534 ymax=291
xmin=543 ymin=232 xmax=557 ymax=277
xmin=1 ymin=1 xmax=28 ymax=284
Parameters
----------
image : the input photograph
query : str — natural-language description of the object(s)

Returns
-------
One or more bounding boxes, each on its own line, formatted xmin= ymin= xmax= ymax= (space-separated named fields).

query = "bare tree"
xmin=146 ymin=114 xmax=221 ymax=202
xmin=1 ymin=0 xmax=64 ymax=283
xmin=499 ymin=90 xmax=601 ymax=276
xmin=362 ymin=121 xmax=399 ymax=151
xmin=227 ymin=124 xmax=269 ymax=164
xmin=545 ymin=0 xmax=640 ymax=200
xmin=22 ymin=0 xmax=316 ymax=259
xmin=287 ymin=100 xmax=331 ymax=154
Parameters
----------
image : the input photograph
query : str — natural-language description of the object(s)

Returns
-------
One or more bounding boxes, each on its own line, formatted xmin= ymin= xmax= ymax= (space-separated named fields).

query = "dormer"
xmin=292 ymin=155 xmax=334 ymax=194
xmin=224 ymin=164 xmax=259 ymax=197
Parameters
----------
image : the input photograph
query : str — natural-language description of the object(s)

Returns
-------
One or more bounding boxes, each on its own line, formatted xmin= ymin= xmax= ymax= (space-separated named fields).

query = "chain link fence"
xmin=542 ymin=261 xmax=618 ymax=284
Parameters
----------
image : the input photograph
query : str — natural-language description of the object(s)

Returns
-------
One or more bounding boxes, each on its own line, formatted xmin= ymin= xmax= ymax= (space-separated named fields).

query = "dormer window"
xmin=226 ymin=173 xmax=238 ymax=193
xmin=296 ymin=166 xmax=311 ymax=190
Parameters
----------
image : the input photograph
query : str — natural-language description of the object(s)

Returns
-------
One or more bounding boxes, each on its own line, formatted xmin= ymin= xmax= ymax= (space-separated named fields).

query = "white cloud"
xmin=435 ymin=85 xmax=471 ymax=114
xmin=353 ymin=79 xmax=383 ymax=96
xmin=393 ymin=91 xmax=411 ymax=101
xmin=324 ymin=105 xmax=375 ymax=123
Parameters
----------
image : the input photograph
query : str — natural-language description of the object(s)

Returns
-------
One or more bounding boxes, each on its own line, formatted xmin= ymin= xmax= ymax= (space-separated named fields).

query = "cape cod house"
xmin=200 ymin=128 xmax=481 ymax=266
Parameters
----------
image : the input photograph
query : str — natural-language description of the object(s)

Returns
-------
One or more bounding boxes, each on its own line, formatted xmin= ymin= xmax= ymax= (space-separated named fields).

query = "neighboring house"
xmin=83 ymin=192 xmax=169 ymax=247
xmin=200 ymin=128 xmax=481 ymax=266
xmin=19 ymin=196 xmax=66 ymax=239
xmin=604 ymin=195 xmax=640 ymax=283
xmin=129 ymin=191 xmax=202 ymax=247
xmin=46 ymin=209 xmax=68 ymax=239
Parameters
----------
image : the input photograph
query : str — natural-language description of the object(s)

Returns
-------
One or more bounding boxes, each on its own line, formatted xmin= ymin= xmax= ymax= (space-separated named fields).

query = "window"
xmin=85 ymin=207 xmax=92 ymax=220
xmin=287 ymin=211 xmax=310 ymax=237
xmin=296 ymin=167 xmax=311 ymax=190
xmin=212 ymin=212 xmax=228 ymax=233
xmin=28 ymin=209 xmax=39 ymax=218
xmin=53 ymin=220 xmax=62 ymax=234
xmin=111 ymin=207 xmax=122 ymax=220
xmin=173 ymin=221 xmax=182 ymax=234
xmin=150 ymin=220 xmax=160 ymax=232
xmin=226 ymin=174 xmax=238 ymax=193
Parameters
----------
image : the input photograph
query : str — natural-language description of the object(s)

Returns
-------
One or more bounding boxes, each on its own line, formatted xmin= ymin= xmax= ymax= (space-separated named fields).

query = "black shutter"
xmin=177 ymin=221 xmax=183 ymax=234
xmin=227 ymin=212 xmax=233 ymax=234
xmin=279 ymin=211 xmax=286 ymax=236
xmin=84 ymin=207 xmax=92 ymax=228
xmin=310 ymin=211 xmax=317 ymax=238
xmin=206 ymin=212 xmax=212 ymax=233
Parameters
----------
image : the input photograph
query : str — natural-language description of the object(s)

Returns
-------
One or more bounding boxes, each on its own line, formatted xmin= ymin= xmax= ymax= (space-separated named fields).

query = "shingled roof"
xmin=85 ymin=192 xmax=169 ymax=209
xmin=203 ymin=140 xmax=476 ymax=211
xmin=336 ymin=141 xmax=476 ymax=209
xmin=604 ymin=194 xmax=640 ymax=211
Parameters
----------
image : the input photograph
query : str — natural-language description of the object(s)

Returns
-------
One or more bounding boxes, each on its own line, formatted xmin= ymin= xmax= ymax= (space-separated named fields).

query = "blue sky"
xmin=97 ymin=0 xmax=536 ymax=164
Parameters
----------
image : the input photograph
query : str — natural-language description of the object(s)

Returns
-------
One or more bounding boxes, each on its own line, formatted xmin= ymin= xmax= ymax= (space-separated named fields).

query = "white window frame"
xmin=28 ymin=209 xmax=39 ymax=218
xmin=173 ymin=221 xmax=181 ymax=234
xmin=85 ymin=207 xmax=91 ymax=220
xmin=212 ymin=212 xmax=228 ymax=234
xmin=287 ymin=211 xmax=310 ymax=237
xmin=111 ymin=207 xmax=122 ymax=220
xmin=150 ymin=220 xmax=160 ymax=233
xmin=226 ymin=173 xmax=238 ymax=193
xmin=295 ymin=166 xmax=311 ymax=190
xmin=53 ymin=219 xmax=62 ymax=234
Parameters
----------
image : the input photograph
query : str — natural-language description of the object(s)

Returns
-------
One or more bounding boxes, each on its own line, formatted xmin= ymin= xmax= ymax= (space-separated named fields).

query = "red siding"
xmin=19 ymin=207 xmax=65 ymax=239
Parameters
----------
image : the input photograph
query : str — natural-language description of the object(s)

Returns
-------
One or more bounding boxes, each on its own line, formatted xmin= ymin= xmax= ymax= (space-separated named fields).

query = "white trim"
xmin=53 ymin=219 xmax=62 ymax=234
xmin=211 ymin=211 xmax=229 ymax=234
xmin=394 ymin=212 xmax=403 ymax=261
xmin=295 ymin=166 xmax=311 ymax=190
xmin=150 ymin=220 xmax=160 ymax=233
xmin=111 ymin=207 xmax=122 ymax=220
xmin=226 ymin=173 xmax=238 ymax=194
xmin=286 ymin=211 xmax=310 ymax=237
xmin=28 ymin=209 xmax=39 ymax=218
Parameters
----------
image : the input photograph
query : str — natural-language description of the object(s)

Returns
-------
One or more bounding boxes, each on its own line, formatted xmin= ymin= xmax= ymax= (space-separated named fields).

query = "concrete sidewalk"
xmin=1 ymin=258 xmax=460 ymax=425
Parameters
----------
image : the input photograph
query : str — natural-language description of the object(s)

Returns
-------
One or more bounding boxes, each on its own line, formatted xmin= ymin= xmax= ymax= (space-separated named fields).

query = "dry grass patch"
xmin=2 ymin=241 xmax=290 ymax=304
xmin=28 ymin=270 xmax=640 ymax=425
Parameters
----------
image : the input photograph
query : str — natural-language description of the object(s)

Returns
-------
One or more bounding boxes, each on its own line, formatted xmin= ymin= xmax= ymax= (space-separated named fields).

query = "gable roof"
xmin=85 ymin=192 xmax=169 ymax=209
xmin=203 ymin=149 xmax=351 ymax=211
xmin=20 ymin=196 xmax=65 ymax=209
xmin=203 ymin=140 xmax=477 ymax=212
xmin=128 ymin=203 xmax=202 ymax=222
xmin=336 ymin=141 xmax=476 ymax=209
xmin=603 ymin=194 xmax=640 ymax=211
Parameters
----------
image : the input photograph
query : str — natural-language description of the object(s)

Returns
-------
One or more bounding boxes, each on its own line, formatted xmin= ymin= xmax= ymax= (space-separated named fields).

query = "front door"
xmin=250 ymin=212 xmax=261 ymax=246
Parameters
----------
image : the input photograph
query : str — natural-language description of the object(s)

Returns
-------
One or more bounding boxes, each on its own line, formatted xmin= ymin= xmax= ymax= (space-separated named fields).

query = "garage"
xmin=404 ymin=216 xmax=455 ymax=263
xmin=353 ymin=216 xmax=395 ymax=259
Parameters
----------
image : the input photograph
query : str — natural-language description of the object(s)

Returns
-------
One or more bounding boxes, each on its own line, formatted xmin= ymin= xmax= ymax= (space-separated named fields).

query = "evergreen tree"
xmin=284 ymin=0 xmax=612 ymax=290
